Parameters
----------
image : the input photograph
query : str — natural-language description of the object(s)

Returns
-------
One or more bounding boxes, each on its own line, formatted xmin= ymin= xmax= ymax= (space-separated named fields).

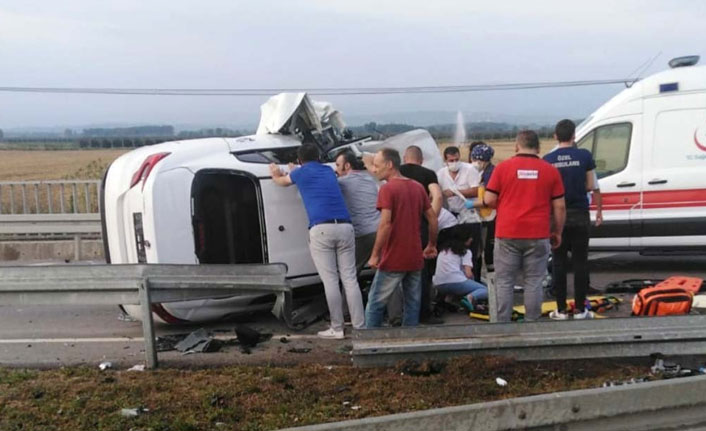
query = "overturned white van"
xmin=578 ymin=56 xmax=706 ymax=252
xmin=101 ymin=93 xmax=443 ymax=323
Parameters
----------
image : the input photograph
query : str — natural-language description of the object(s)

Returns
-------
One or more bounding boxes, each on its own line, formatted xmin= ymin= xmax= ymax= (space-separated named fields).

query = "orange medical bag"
xmin=631 ymin=276 xmax=700 ymax=316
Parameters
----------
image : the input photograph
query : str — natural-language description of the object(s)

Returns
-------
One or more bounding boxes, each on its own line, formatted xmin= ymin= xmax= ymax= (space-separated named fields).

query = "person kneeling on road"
xmin=433 ymin=224 xmax=488 ymax=312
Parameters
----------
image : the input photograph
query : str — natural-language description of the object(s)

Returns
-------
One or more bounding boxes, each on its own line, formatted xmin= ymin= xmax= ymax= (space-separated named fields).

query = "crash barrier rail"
xmin=0 ymin=180 xmax=101 ymax=215
xmin=352 ymin=315 xmax=706 ymax=367
xmin=282 ymin=374 xmax=706 ymax=431
xmin=0 ymin=213 xmax=102 ymax=239
xmin=0 ymin=263 xmax=295 ymax=368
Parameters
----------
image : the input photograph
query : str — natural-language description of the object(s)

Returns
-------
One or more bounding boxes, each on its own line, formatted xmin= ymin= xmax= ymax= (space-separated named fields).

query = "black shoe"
xmin=420 ymin=316 xmax=445 ymax=325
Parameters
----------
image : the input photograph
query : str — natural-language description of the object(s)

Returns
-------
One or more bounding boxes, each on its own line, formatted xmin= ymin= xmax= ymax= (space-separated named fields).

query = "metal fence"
xmin=352 ymin=315 xmax=706 ymax=367
xmin=283 ymin=374 xmax=706 ymax=431
xmin=0 ymin=180 xmax=101 ymax=215
xmin=0 ymin=263 xmax=293 ymax=368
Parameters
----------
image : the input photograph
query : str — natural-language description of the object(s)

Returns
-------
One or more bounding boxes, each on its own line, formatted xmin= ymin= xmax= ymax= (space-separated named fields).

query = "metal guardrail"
xmin=352 ymin=315 xmax=706 ymax=367
xmin=0 ymin=213 xmax=102 ymax=239
xmin=0 ymin=180 xmax=101 ymax=215
xmin=0 ymin=263 xmax=294 ymax=368
xmin=282 ymin=374 xmax=706 ymax=431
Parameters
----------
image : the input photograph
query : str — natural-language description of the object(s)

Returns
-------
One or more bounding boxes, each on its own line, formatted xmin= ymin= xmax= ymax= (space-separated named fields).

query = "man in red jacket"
xmin=483 ymin=130 xmax=566 ymax=322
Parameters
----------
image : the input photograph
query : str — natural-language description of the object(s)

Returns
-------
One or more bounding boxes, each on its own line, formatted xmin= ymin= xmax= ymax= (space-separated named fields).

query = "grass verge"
xmin=0 ymin=356 xmax=649 ymax=431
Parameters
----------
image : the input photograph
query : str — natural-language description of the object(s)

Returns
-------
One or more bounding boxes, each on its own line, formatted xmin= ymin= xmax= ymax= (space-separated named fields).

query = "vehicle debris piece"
xmin=235 ymin=325 xmax=272 ymax=347
xmin=175 ymin=329 xmax=212 ymax=353
xmin=99 ymin=361 xmax=112 ymax=371
xmin=117 ymin=312 xmax=136 ymax=322
xmin=155 ymin=333 xmax=190 ymax=352
xmin=120 ymin=407 xmax=149 ymax=417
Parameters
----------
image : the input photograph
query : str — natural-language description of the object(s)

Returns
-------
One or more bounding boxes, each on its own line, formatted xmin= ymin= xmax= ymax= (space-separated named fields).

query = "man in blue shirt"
xmin=269 ymin=144 xmax=365 ymax=339
xmin=543 ymin=119 xmax=598 ymax=320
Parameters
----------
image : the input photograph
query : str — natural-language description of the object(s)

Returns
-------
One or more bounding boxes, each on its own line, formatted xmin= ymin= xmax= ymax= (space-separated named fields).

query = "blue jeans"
xmin=436 ymin=279 xmax=488 ymax=301
xmin=365 ymin=270 xmax=421 ymax=328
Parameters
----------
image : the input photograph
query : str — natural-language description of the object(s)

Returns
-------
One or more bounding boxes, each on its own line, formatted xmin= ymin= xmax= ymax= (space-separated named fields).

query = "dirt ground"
xmin=0 ymin=137 xmax=547 ymax=183
xmin=0 ymin=149 xmax=127 ymax=181
xmin=0 ymin=356 xmax=650 ymax=431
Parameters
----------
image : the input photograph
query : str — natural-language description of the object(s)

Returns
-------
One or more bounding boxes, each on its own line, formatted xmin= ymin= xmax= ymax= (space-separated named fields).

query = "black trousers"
xmin=481 ymin=219 xmax=496 ymax=272
xmin=552 ymin=209 xmax=590 ymax=312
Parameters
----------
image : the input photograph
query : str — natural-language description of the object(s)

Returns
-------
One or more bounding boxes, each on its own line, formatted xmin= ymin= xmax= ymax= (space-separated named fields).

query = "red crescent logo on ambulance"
xmin=695 ymin=127 xmax=706 ymax=152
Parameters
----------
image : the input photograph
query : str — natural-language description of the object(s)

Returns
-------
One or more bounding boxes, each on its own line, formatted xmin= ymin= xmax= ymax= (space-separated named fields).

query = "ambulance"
xmin=577 ymin=55 xmax=706 ymax=252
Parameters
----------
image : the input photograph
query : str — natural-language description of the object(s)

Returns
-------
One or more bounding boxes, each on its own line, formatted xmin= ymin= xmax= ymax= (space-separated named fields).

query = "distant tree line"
xmin=82 ymin=125 xmax=175 ymax=137
xmin=0 ymin=120 xmax=569 ymax=148
xmin=349 ymin=121 xmax=559 ymax=141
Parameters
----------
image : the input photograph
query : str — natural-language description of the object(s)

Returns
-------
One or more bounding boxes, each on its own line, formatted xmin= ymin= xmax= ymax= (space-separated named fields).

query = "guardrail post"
xmin=488 ymin=272 xmax=498 ymax=323
xmin=138 ymin=280 xmax=158 ymax=369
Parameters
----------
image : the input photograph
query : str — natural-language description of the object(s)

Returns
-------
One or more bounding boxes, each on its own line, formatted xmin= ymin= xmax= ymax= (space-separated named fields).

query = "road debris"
xmin=155 ymin=333 xmax=191 ymax=352
xmin=120 ymin=407 xmax=149 ymax=417
xmin=98 ymin=361 xmax=112 ymax=371
xmin=127 ymin=364 xmax=145 ymax=372
xmin=496 ymin=377 xmax=508 ymax=387
xmin=117 ymin=312 xmax=137 ymax=322
xmin=236 ymin=325 xmax=272 ymax=347
xmin=175 ymin=329 xmax=224 ymax=354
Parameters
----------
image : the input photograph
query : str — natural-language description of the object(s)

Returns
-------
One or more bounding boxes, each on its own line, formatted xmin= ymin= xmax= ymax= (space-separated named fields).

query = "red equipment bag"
xmin=632 ymin=282 xmax=694 ymax=316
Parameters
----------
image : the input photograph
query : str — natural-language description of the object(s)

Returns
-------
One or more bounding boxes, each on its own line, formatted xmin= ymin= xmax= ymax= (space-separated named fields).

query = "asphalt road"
xmin=0 ymin=252 xmax=704 ymax=369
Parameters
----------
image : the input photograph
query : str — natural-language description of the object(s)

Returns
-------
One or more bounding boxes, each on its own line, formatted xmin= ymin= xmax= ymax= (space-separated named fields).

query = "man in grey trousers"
xmin=269 ymin=144 xmax=365 ymax=339
xmin=483 ymin=130 xmax=566 ymax=322
xmin=334 ymin=149 xmax=380 ymax=274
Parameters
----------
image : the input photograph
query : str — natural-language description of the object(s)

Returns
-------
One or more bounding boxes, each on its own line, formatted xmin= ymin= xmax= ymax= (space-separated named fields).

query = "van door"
xmin=640 ymin=95 xmax=706 ymax=250
xmin=577 ymin=120 xmax=641 ymax=249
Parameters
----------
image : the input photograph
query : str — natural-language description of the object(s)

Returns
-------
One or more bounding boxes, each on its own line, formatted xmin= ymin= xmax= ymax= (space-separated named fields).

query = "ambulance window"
xmin=576 ymin=131 xmax=594 ymax=151
xmin=592 ymin=123 xmax=632 ymax=179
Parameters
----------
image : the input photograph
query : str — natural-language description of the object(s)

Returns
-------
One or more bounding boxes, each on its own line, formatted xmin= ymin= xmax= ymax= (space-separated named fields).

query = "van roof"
xmin=578 ymin=64 xmax=706 ymax=135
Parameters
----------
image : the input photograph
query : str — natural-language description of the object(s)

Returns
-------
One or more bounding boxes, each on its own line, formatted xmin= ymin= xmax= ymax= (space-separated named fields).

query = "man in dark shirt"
xmin=398 ymin=145 xmax=443 ymax=322
xmin=543 ymin=119 xmax=599 ymax=320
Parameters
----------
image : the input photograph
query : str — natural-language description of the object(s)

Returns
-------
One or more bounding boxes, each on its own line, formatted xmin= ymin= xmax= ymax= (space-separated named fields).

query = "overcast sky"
xmin=0 ymin=0 xmax=704 ymax=129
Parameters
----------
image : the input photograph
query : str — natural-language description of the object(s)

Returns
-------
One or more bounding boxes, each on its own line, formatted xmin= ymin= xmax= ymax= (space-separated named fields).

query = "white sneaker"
xmin=574 ymin=309 xmax=595 ymax=320
xmin=549 ymin=310 xmax=568 ymax=320
xmin=317 ymin=328 xmax=345 ymax=340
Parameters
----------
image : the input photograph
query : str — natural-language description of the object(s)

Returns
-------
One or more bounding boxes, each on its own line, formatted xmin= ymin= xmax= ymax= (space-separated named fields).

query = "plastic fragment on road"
xmin=99 ymin=361 xmax=112 ymax=371
xmin=496 ymin=377 xmax=508 ymax=387
xmin=127 ymin=364 xmax=146 ymax=372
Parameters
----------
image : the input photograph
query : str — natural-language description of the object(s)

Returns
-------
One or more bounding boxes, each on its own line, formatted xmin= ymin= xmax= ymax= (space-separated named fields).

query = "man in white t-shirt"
xmin=436 ymin=146 xmax=481 ymax=215
xmin=436 ymin=146 xmax=483 ymax=280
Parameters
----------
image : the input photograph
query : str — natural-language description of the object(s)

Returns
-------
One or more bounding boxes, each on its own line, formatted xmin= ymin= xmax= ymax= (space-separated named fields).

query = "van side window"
xmin=576 ymin=123 xmax=632 ymax=179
